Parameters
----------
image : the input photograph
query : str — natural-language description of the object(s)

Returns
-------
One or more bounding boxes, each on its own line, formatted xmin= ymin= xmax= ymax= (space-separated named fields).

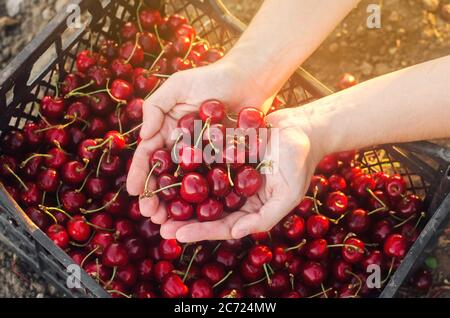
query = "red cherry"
xmin=325 ymin=191 xmax=348 ymax=217
xmin=383 ymin=234 xmax=407 ymax=259
xmin=153 ymin=260 xmax=173 ymax=282
xmin=281 ymin=214 xmax=305 ymax=241
xmin=103 ymin=131 xmax=126 ymax=154
xmin=180 ymin=172 xmax=209 ymax=203
xmin=61 ymin=160 xmax=88 ymax=185
xmin=240 ymin=259 xmax=264 ymax=282
xmin=336 ymin=150 xmax=357 ymax=164
xmin=317 ymin=154 xmax=339 ymax=175
xmin=371 ymin=219 xmax=394 ymax=243
xmin=199 ymin=100 xmax=225 ymax=124
xmin=137 ymin=218 xmax=160 ymax=242
xmin=215 ymin=247 xmax=238 ymax=269
xmin=156 ymin=173 xmax=179 ymax=201
xmin=361 ymin=250 xmax=385 ymax=271
xmin=237 ymin=107 xmax=265 ymax=131
xmin=234 ymin=166 xmax=262 ymax=198
xmin=87 ymin=66 xmax=111 ymax=88
xmin=308 ymin=175 xmax=329 ymax=197
xmin=173 ymin=35 xmax=192 ymax=57
xmin=121 ymin=22 xmax=138 ymax=40
xmin=40 ymin=96 xmax=65 ymax=120
xmin=170 ymin=57 xmax=192 ymax=72
xmin=138 ymin=32 xmax=159 ymax=54
xmin=84 ymin=262 xmax=112 ymax=282
xmin=328 ymin=174 xmax=347 ymax=192
xmin=351 ymin=174 xmax=376 ymax=197
xmin=89 ymin=212 xmax=113 ymax=230
xmin=176 ymin=24 xmax=196 ymax=39
xmin=342 ymin=237 xmax=365 ymax=263
xmin=177 ymin=113 xmax=199 ymax=136
xmin=150 ymin=149 xmax=174 ymax=175
xmin=331 ymin=259 xmax=352 ymax=282
xmin=266 ymin=271 xmax=290 ymax=295
xmin=139 ymin=8 xmax=162 ymax=30
xmin=103 ymin=243 xmax=129 ymax=267
xmin=100 ymin=154 xmax=123 ymax=177
xmin=89 ymin=231 xmax=114 ymax=256
xmin=345 ymin=209 xmax=371 ymax=234
xmin=167 ymin=14 xmax=188 ymax=32
xmin=60 ymin=72 xmax=84 ymax=96
xmin=248 ymin=245 xmax=273 ymax=267
xmin=86 ymin=176 xmax=109 ymax=199
xmin=119 ymin=41 xmax=144 ymax=66
xmin=25 ymin=207 xmax=50 ymax=231
xmin=301 ymin=261 xmax=326 ymax=287
xmin=306 ymin=215 xmax=330 ymax=238
xmin=168 ymin=198 xmax=194 ymax=221
xmin=36 ymin=168 xmax=59 ymax=193
xmin=21 ymin=182 xmax=43 ymax=207
xmin=207 ymin=167 xmax=231 ymax=197
xmin=111 ymin=58 xmax=134 ymax=79
xmin=161 ymin=274 xmax=189 ymax=298
xmin=223 ymin=189 xmax=246 ymax=212
xmin=137 ymin=258 xmax=154 ymax=280
xmin=114 ymin=218 xmax=136 ymax=239
xmin=76 ymin=50 xmax=97 ymax=73
xmin=395 ymin=194 xmax=422 ymax=218
xmin=23 ymin=122 xmax=44 ymax=149
xmin=46 ymin=224 xmax=69 ymax=249
xmin=179 ymin=146 xmax=203 ymax=172
xmin=110 ymin=79 xmax=134 ymax=101
xmin=44 ymin=127 xmax=70 ymax=148
xmin=98 ymin=39 xmax=118 ymax=59
xmin=372 ymin=171 xmax=390 ymax=190
xmin=297 ymin=197 xmax=315 ymax=218
xmin=124 ymin=237 xmax=146 ymax=261
xmin=305 ymin=239 xmax=329 ymax=260
xmin=201 ymin=262 xmax=226 ymax=285
xmin=190 ymin=279 xmax=213 ymax=298
xmin=159 ymin=239 xmax=182 ymax=260
xmin=196 ymin=198 xmax=224 ymax=222
xmin=124 ymin=98 xmax=144 ymax=123
xmin=67 ymin=215 xmax=91 ymax=242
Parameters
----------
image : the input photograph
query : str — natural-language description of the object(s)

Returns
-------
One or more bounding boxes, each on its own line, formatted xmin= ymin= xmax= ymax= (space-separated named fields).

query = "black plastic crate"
xmin=0 ymin=0 xmax=449 ymax=298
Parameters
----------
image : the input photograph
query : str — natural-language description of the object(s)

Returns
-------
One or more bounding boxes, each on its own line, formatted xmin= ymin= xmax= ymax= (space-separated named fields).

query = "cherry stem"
xmin=243 ymin=276 xmax=267 ymax=288
xmin=381 ymin=257 xmax=396 ymax=285
xmin=345 ymin=269 xmax=362 ymax=298
xmin=64 ymin=80 xmax=95 ymax=98
xmin=154 ymin=25 xmax=164 ymax=51
xmin=141 ymin=161 xmax=161 ymax=198
xmin=76 ymin=170 xmax=93 ymax=193
xmin=87 ymin=136 xmax=113 ymax=151
xmin=41 ymin=206 xmax=58 ymax=224
xmin=368 ymin=206 xmax=388 ymax=216
xmin=194 ymin=118 xmax=210 ymax=148
xmin=213 ymin=270 xmax=233 ymax=288
xmin=80 ymin=245 xmax=100 ymax=268
xmin=105 ymin=78 xmax=126 ymax=104
xmin=116 ymin=107 xmax=123 ymax=134
xmin=123 ymin=123 xmax=143 ymax=136
xmin=40 ymin=205 xmax=72 ymax=220
xmin=41 ymin=191 xmax=46 ymax=206
xmin=149 ymin=49 xmax=165 ymax=73
xmin=3 ymin=165 xmax=28 ymax=190
xmin=95 ymin=258 xmax=101 ymax=284
xmin=75 ymin=158 xmax=90 ymax=173
xmin=152 ymin=73 xmax=171 ymax=78
xmin=212 ymin=242 xmax=222 ymax=254
xmin=37 ymin=110 xmax=51 ymax=126
xmin=321 ymin=283 xmax=328 ymax=299
xmin=107 ymin=290 xmax=131 ymax=298
xmin=173 ymin=165 xmax=181 ymax=178
xmin=179 ymin=243 xmax=191 ymax=263
xmin=284 ymin=239 xmax=307 ymax=253
xmin=225 ymin=113 xmax=237 ymax=122
xmin=136 ymin=0 xmax=143 ymax=33
xmin=35 ymin=115 xmax=78 ymax=133
xmin=105 ymin=266 xmax=117 ymax=289
xmin=56 ymin=181 xmax=62 ymax=207
xmin=327 ymin=243 xmax=364 ymax=254
xmin=312 ymin=186 xmax=322 ymax=215
xmin=366 ymin=188 xmax=388 ymax=210
xmin=146 ymin=182 xmax=182 ymax=197
xmin=96 ymin=149 xmax=108 ymax=178
xmin=389 ymin=211 xmax=404 ymax=222
xmin=394 ymin=214 xmax=417 ymax=229
xmin=85 ymin=221 xmax=115 ymax=232
xmin=328 ymin=212 xmax=348 ymax=225
xmin=413 ymin=212 xmax=426 ymax=230
xmin=80 ymin=187 xmax=123 ymax=214
xmin=206 ymin=125 xmax=219 ymax=154
xmin=263 ymin=264 xmax=272 ymax=285
xmin=171 ymin=134 xmax=183 ymax=162
xmin=125 ymin=33 xmax=140 ymax=65
xmin=144 ymin=78 xmax=161 ymax=99
xmin=183 ymin=246 xmax=202 ymax=283
xmin=64 ymin=115 xmax=90 ymax=128
xmin=256 ymin=160 xmax=273 ymax=173
xmin=182 ymin=34 xmax=195 ymax=61
xmin=20 ymin=153 xmax=52 ymax=168
xmin=308 ymin=287 xmax=334 ymax=298
xmin=226 ymin=163 xmax=234 ymax=187
xmin=290 ymin=274 xmax=295 ymax=291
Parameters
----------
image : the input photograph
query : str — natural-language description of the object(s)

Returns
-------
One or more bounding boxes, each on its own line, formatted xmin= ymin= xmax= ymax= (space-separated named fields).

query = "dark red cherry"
xmin=36 ymin=169 xmax=59 ymax=193
xmin=167 ymin=198 xmax=194 ymax=221
xmin=237 ymin=107 xmax=265 ymax=131
xmin=100 ymin=155 xmax=123 ymax=177
xmin=234 ymin=166 xmax=262 ymax=198
xmin=223 ymin=189 xmax=246 ymax=212
xmin=61 ymin=160 xmax=88 ymax=185
xmin=25 ymin=207 xmax=50 ymax=231
xmin=180 ymin=172 xmax=209 ymax=203
xmin=331 ymin=259 xmax=352 ymax=282
xmin=44 ymin=127 xmax=70 ymax=148
xmin=207 ymin=167 xmax=231 ymax=197
xmin=2 ymin=130 xmax=26 ymax=154
xmin=190 ymin=279 xmax=213 ymax=298
xmin=156 ymin=173 xmax=179 ymax=201
xmin=103 ymin=243 xmax=129 ymax=267
xmin=342 ymin=237 xmax=365 ymax=263
xmin=46 ymin=224 xmax=69 ymax=249
xmin=308 ymin=175 xmax=329 ymax=197
xmin=150 ymin=149 xmax=174 ymax=175
xmin=328 ymin=174 xmax=347 ymax=192
xmin=89 ymin=212 xmax=113 ymax=230
xmin=305 ymin=239 xmax=329 ymax=260
xmin=138 ymin=32 xmax=159 ymax=55
xmin=385 ymin=174 xmax=406 ymax=198
xmin=306 ymin=215 xmax=330 ymax=238
xmin=383 ymin=234 xmax=407 ymax=259
xmin=124 ymin=237 xmax=146 ymax=261
xmin=121 ymin=22 xmax=138 ymax=40
xmin=395 ymin=194 xmax=422 ymax=218
xmin=76 ymin=50 xmax=97 ymax=73
xmin=351 ymin=174 xmax=376 ymax=197
xmin=282 ymin=214 xmax=305 ymax=241
xmin=23 ymin=122 xmax=44 ymax=150
xmin=137 ymin=258 xmax=154 ymax=280
xmin=196 ymin=198 xmax=224 ymax=222
xmin=199 ymin=100 xmax=225 ymax=124
xmin=153 ymin=260 xmax=173 ymax=282
xmin=345 ymin=209 xmax=370 ymax=234
xmin=371 ymin=219 xmax=394 ymax=243
xmin=325 ymin=191 xmax=348 ymax=217
xmin=119 ymin=41 xmax=144 ymax=66
xmin=301 ymin=261 xmax=326 ymax=287
xmin=248 ymin=245 xmax=273 ymax=267
xmin=361 ymin=250 xmax=384 ymax=271
xmin=179 ymin=146 xmax=202 ymax=172
xmin=316 ymin=154 xmax=339 ymax=175
xmin=111 ymin=58 xmax=134 ymax=80
xmin=139 ymin=8 xmax=162 ymax=30
xmin=20 ymin=182 xmax=42 ymax=207
xmin=67 ymin=215 xmax=91 ymax=242
xmin=89 ymin=231 xmax=114 ymax=256
xmin=110 ymin=79 xmax=134 ymax=101
xmin=161 ymin=274 xmax=189 ymax=298
xmin=114 ymin=218 xmax=136 ymax=240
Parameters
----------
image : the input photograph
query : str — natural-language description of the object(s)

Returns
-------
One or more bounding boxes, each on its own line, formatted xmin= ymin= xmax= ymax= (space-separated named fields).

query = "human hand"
xmin=126 ymin=58 xmax=274 ymax=219
xmin=156 ymin=107 xmax=325 ymax=242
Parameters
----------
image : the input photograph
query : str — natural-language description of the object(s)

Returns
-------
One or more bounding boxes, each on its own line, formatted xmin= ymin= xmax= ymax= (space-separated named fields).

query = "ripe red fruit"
xmin=46 ymin=224 xmax=69 ymax=249
xmin=190 ymin=279 xmax=213 ymax=298
xmin=248 ymin=245 xmax=273 ymax=267
xmin=168 ymin=198 xmax=194 ymax=221
xmin=196 ymin=198 xmax=224 ymax=222
xmin=110 ymin=79 xmax=134 ymax=101
xmin=383 ymin=234 xmax=407 ymax=259
xmin=207 ymin=167 xmax=231 ymax=198
xmin=199 ymin=100 xmax=225 ymax=124
xmin=67 ymin=216 xmax=92 ymax=242
xmin=325 ymin=191 xmax=348 ymax=217
xmin=281 ymin=214 xmax=305 ymax=241
xmin=237 ymin=107 xmax=265 ymax=131
xmin=223 ymin=189 xmax=246 ymax=212
xmin=301 ymin=261 xmax=326 ymax=287
xmin=76 ymin=50 xmax=97 ymax=73
xmin=342 ymin=237 xmax=365 ymax=263
xmin=150 ymin=149 xmax=174 ymax=175
xmin=306 ymin=215 xmax=330 ymax=238
xmin=234 ymin=166 xmax=262 ymax=198
xmin=159 ymin=239 xmax=182 ymax=260
xmin=345 ymin=209 xmax=370 ymax=234
xmin=36 ymin=169 xmax=59 ymax=193
xmin=180 ymin=172 xmax=209 ymax=203
xmin=139 ymin=9 xmax=162 ymax=30
xmin=162 ymin=274 xmax=189 ymax=298
xmin=103 ymin=243 xmax=129 ymax=267
xmin=317 ymin=154 xmax=339 ymax=175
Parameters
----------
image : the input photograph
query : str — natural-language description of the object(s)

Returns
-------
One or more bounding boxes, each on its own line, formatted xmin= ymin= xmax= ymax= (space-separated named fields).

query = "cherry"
xmin=67 ymin=215 xmax=91 ymax=242
xmin=89 ymin=212 xmax=113 ymax=229
xmin=167 ymin=14 xmax=188 ymax=32
xmin=306 ymin=215 xmax=330 ymax=238
xmin=167 ymin=198 xmax=194 ymax=221
xmin=271 ymin=244 xmax=293 ymax=269
xmin=240 ymin=259 xmax=264 ymax=282
xmin=139 ymin=8 xmax=162 ymax=30
xmin=153 ymin=260 xmax=173 ymax=282
xmin=371 ymin=219 xmax=394 ymax=243
xmin=106 ymin=281 xmax=128 ymax=298
xmin=325 ymin=191 xmax=348 ymax=217
xmin=351 ymin=174 xmax=376 ymax=197
xmin=84 ymin=262 xmax=112 ymax=282
xmin=372 ymin=171 xmax=390 ymax=190
xmin=177 ymin=113 xmax=198 ymax=136
xmin=190 ymin=279 xmax=213 ymax=298
xmin=110 ymin=79 xmax=134 ymax=101
xmin=250 ymin=231 xmax=270 ymax=243
xmin=44 ymin=127 xmax=70 ymax=148
xmin=170 ymin=57 xmax=192 ymax=72
xmin=114 ymin=218 xmax=136 ymax=239
xmin=111 ymin=58 xmax=134 ymax=79
xmin=237 ymin=107 xmax=265 ymax=131
xmin=296 ymin=197 xmax=315 ymax=218
xmin=180 ymin=172 xmax=209 ymax=203
xmin=342 ymin=237 xmax=365 ymax=263
xmin=137 ymin=218 xmax=160 ymax=242
xmin=361 ymin=250 xmax=384 ymax=271
xmin=136 ymin=258 xmax=154 ymax=280
xmin=281 ymin=214 xmax=305 ymax=241
xmin=46 ymin=224 xmax=70 ymax=249
xmin=89 ymin=231 xmax=114 ymax=256
xmin=21 ymin=182 xmax=42 ymax=207
xmin=78 ymin=139 xmax=100 ymax=161
xmin=103 ymin=131 xmax=127 ymax=154
xmin=248 ymin=245 xmax=273 ymax=267
xmin=161 ymin=274 xmax=189 ymax=298
xmin=60 ymin=73 xmax=84 ymax=97
xmin=395 ymin=194 xmax=422 ymax=218
xmin=336 ymin=150 xmax=357 ymax=164
xmin=67 ymin=126 xmax=86 ymax=148
xmin=215 ymin=247 xmax=238 ymax=269
xmin=61 ymin=160 xmax=88 ymax=185
xmin=103 ymin=243 xmax=129 ymax=267
xmin=223 ymin=189 xmax=246 ymax=212
xmin=100 ymin=191 xmax=128 ymax=216
xmin=331 ymin=259 xmax=352 ymax=282
xmin=99 ymin=39 xmax=118 ymax=59
xmin=328 ymin=174 xmax=347 ymax=192
xmin=222 ymin=142 xmax=245 ymax=169
xmin=20 ymin=155 xmax=43 ymax=179
xmin=176 ymin=24 xmax=196 ymax=39
xmin=85 ymin=117 xmax=107 ymax=138
xmin=411 ymin=269 xmax=432 ymax=292
xmin=1 ymin=130 xmax=25 ymax=154
xmin=121 ymin=22 xmax=138 ymax=40
xmin=159 ymin=239 xmax=182 ymax=260
xmin=308 ymin=175 xmax=329 ymax=197
xmin=36 ymin=168 xmax=59 ymax=193
xmin=338 ymin=73 xmax=358 ymax=90
xmin=367 ymin=190 xmax=390 ymax=216
xmin=266 ymin=271 xmax=290 ymax=295
xmin=282 ymin=291 xmax=302 ymax=298
xmin=87 ymin=66 xmax=111 ymax=88
xmin=150 ymin=149 xmax=174 ymax=175
xmin=119 ymin=41 xmax=144 ymax=66
xmin=196 ymin=198 xmax=224 ymax=222
xmin=138 ymin=32 xmax=159 ymax=55
xmin=117 ymin=264 xmax=138 ymax=288
xmin=100 ymin=154 xmax=123 ymax=177
xmin=179 ymin=146 xmax=202 ymax=172
xmin=76 ymin=50 xmax=97 ymax=73
xmin=201 ymin=262 xmax=226 ymax=285
xmin=301 ymin=261 xmax=326 ymax=287
xmin=326 ymin=226 xmax=346 ymax=245
xmin=234 ymin=166 xmax=262 ymax=198
xmin=23 ymin=122 xmax=44 ymax=149
xmin=157 ymin=173 xmax=179 ymax=201
xmin=383 ymin=234 xmax=407 ymax=259
xmin=245 ymin=283 xmax=267 ymax=298
xmin=198 ymin=100 xmax=225 ymax=124
xmin=86 ymin=176 xmax=110 ymax=199
xmin=385 ymin=174 xmax=406 ymax=198
xmin=305 ymin=239 xmax=329 ymax=260
xmin=317 ymin=154 xmax=339 ymax=175
xmin=25 ymin=207 xmax=50 ymax=231
xmin=345 ymin=209 xmax=370 ymax=234
xmin=173 ymin=35 xmax=191 ymax=57
xmin=132 ymin=70 xmax=158 ymax=98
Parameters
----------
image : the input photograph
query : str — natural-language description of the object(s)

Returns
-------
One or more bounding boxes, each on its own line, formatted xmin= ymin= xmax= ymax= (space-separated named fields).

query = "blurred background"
xmin=0 ymin=0 xmax=449 ymax=297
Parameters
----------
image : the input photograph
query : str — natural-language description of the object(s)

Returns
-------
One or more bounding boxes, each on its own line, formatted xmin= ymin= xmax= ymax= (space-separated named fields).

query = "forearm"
xmin=296 ymin=55 xmax=450 ymax=155
xmin=222 ymin=0 xmax=360 ymax=100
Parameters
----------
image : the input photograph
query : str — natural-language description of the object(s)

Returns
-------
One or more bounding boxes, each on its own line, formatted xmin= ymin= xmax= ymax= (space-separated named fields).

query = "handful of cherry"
xmin=0 ymin=1 xmax=431 ymax=298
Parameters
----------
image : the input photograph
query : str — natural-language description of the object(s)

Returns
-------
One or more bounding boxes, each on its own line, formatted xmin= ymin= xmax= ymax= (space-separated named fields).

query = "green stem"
xmin=183 ymin=246 xmax=202 ymax=283
xmin=20 ymin=153 xmax=52 ymax=168
xmin=3 ymin=165 xmax=28 ymax=190
xmin=80 ymin=187 xmax=123 ymax=214
xmin=213 ymin=270 xmax=233 ymax=288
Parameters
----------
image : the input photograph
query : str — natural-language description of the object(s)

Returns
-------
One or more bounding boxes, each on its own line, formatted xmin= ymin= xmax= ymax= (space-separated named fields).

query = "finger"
xmin=126 ymin=134 xmax=164 ymax=195
xmin=231 ymin=197 xmax=296 ymax=239
xmin=175 ymin=212 xmax=247 ymax=242
xmin=138 ymin=176 xmax=160 ymax=218
xmin=141 ymin=79 xmax=178 ymax=140
xmin=160 ymin=219 xmax=196 ymax=240
xmin=151 ymin=201 xmax=168 ymax=224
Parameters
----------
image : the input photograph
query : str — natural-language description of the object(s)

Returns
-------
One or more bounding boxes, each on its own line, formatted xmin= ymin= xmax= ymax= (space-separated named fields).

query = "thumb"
xmin=140 ymin=78 xmax=179 ymax=140
xmin=231 ymin=196 xmax=296 ymax=239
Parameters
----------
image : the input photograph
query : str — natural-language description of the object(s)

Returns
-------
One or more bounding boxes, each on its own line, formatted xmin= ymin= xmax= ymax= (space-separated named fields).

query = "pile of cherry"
xmin=0 ymin=3 xmax=432 ymax=298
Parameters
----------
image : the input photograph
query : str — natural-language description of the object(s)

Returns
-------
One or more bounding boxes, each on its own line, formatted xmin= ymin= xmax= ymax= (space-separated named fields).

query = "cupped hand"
xmin=157 ymin=108 xmax=324 ymax=242
xmin=126 ymin=59 xmax=272 ymax=222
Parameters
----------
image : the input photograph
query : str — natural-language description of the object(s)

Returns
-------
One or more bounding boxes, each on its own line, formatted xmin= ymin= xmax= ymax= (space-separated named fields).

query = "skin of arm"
xmin=164 ymin=55 xmax=450 ymax=242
